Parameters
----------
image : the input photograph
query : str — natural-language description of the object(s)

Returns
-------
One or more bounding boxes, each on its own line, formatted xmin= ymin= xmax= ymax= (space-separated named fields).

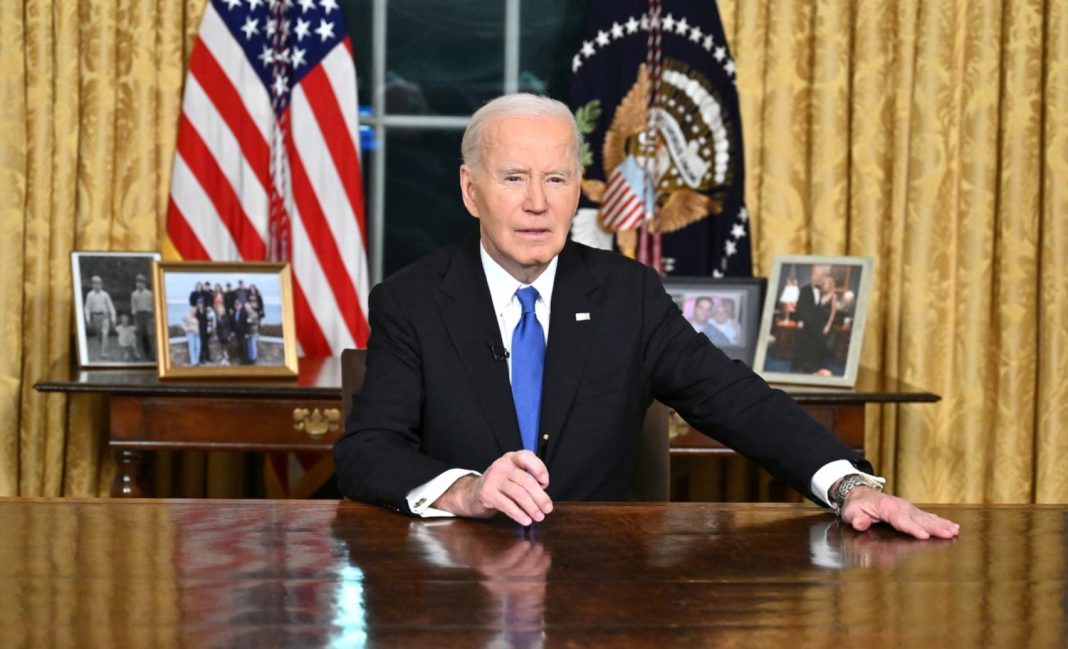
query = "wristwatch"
xmin=831 ymin=473 xmax=884 ymax=516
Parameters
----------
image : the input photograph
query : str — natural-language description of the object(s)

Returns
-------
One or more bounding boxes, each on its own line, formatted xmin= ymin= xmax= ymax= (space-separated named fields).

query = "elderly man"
xmin=334 ymin=94 xmax=958 ymax=540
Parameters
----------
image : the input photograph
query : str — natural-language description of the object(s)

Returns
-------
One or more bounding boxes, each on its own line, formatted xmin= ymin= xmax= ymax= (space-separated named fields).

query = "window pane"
xmin=519 ymin=0 xmax=589 ymax=99
xmin=358 ymin=140 xmax=375 ymax=238
xmin=385 ymin=1 xmax=504 ymax=115
xmin=338 ymin=0 xmax=373 ymax=108
xmin=383 ymin=130 xmax=477 ymax=276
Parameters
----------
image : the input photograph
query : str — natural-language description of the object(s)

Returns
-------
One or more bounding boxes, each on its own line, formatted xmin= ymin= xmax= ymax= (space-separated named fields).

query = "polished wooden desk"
xmin=34 ymin=360 xmax=938 ymax=498
xmin=0 ymin=500 xmax=1062 ymax=647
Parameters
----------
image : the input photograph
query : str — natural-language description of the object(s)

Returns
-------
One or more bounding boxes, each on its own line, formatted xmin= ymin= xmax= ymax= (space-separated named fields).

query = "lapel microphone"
xmin=488 ymin=341 xmax=510 ymax=362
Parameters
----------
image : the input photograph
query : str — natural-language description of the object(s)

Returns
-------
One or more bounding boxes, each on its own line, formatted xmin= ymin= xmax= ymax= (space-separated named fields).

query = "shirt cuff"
xmin=406 ymin=468 xmax=481 ymax=517
xmin=810 ymin=459 xmax=886 ymax=508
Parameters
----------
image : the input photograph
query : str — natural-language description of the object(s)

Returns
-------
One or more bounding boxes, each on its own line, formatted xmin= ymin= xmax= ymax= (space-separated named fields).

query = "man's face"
xmin=693 ymin=299 xmax=712 ymax=323
xmin=810 ymin=265 xmax=830 ymax=285
xmin=460 ymin=115 xmax=581 ymax=281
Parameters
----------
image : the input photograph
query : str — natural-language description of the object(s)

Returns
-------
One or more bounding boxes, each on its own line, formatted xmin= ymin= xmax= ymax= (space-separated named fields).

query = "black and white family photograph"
xmin=71 ymin=251 xmax=161 ymax=368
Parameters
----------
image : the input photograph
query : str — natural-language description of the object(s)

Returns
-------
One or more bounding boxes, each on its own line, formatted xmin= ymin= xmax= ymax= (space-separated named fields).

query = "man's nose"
xmin=524 ymin=181 xmax=547 ymax=213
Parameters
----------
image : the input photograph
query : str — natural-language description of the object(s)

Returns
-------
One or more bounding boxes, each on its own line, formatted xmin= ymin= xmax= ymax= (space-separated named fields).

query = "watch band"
xmin=832 ymin=473 xmax=884 ymax=516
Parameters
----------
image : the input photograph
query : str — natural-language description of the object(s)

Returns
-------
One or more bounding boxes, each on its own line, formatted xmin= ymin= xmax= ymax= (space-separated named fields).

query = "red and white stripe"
xmin=166 ymin=3 xmax=369 ymax=355
xmin=599 ymin=166 xmax=645 ymax=231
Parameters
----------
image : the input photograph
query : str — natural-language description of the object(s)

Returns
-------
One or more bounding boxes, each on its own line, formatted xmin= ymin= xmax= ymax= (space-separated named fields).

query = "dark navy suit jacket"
xmin=334 ymin=234 xmax=870 ymax=512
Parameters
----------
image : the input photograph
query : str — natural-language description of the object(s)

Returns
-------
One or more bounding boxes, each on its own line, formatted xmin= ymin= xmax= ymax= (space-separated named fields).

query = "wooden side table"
xmin=35 ymin=358 xmax=344 ymax=497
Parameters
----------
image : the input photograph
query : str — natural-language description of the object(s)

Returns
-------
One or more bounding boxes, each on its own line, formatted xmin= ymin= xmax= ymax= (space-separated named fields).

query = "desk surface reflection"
xmin=0 ymin=499 xmax=1063 ymax=648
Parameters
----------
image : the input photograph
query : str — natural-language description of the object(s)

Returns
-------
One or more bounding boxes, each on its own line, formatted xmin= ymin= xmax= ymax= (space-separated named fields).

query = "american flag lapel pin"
xmin=575 ymin=312 xmax=591 ymax=321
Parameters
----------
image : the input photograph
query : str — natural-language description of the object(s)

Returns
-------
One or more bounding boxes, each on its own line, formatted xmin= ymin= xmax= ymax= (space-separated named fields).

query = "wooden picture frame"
xmin=753 ymin=255 xmax=874 ymax=388
xmin=153 ymin=261 xmax=298 ymax=380
xmin=662 ymin=276 xmax=766 ymax=366
xmin=71 ymin=251 xmax=162 ymax=368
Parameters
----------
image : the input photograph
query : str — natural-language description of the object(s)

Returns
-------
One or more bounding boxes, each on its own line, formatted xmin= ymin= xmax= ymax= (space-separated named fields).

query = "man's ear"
xmin=459 ymin=165 xmax=480 ymax=218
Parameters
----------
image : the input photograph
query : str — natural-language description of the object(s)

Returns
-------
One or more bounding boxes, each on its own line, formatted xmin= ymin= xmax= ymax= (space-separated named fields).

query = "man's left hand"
xmin=840 ymin=487 xmax=960 ymax=539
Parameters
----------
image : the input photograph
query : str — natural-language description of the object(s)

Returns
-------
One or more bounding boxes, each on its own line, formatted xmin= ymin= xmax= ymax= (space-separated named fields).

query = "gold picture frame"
xmin=153 ymin=261 xmax=299 ymax=380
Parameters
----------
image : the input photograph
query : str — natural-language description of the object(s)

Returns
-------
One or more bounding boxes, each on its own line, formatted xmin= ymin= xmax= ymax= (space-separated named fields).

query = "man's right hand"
xmin=432 ymin=450 xmax=553 ymax=525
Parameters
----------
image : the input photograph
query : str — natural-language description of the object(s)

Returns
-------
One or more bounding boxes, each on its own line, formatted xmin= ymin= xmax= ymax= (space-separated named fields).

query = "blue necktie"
xmin=511 ymin=287 xmax=545 ymax=453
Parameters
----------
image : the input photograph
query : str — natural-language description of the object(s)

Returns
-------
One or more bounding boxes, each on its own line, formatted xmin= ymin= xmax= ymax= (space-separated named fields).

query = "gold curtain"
xmin=0 ymin=0 xmax=206 ymax=496
xmin=717 ymin=0 xmax=1068 ymax=503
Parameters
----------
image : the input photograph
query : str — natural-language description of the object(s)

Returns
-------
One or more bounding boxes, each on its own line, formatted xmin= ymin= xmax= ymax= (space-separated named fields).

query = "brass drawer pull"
xmin=292 ymin=407 xmax=341 ymax=438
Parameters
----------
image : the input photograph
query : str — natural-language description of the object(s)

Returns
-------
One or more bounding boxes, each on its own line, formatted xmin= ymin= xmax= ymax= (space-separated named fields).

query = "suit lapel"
xmin=540 ymin=242 xmax=601 ymax=463
xmin=437 ymin=235 xmax=521 ymax=455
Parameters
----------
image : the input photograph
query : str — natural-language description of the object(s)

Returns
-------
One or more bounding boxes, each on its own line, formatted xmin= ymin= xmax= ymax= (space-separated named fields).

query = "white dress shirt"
xmin=405 ymin=242 xmax=882 ymax=516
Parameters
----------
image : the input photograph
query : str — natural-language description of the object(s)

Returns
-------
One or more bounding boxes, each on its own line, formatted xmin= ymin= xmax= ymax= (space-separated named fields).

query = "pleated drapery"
xmin=718 ymin=0 xmax=1067 ymax=503
xmin=0 ymin=0 xmax=204 ymax=496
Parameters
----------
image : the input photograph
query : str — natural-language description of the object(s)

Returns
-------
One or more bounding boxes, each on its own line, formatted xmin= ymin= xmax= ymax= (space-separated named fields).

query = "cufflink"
xmin=414 ymin=497 xmax=427 ymax=508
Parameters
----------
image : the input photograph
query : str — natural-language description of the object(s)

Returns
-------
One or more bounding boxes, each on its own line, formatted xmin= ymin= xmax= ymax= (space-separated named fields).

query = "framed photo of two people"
xmin=71 ymin=251 xmax=162 ymax=368
xmin=753 ymin=255 xmax=874 ymax=388
xmin=663 ymin=277 xmax=766 ymax=367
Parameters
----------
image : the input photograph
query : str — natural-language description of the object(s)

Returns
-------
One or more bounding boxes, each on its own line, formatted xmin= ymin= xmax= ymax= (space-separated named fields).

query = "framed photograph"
xmin=663 ymin=277 xmax=766 ymax=366
xmin=753 ymin=255 xmax=874 ymax=387
xmin=71 ymin=251 xmax=162 ymax=368
xmin=153 ymin=261 xmax=298 ymax=379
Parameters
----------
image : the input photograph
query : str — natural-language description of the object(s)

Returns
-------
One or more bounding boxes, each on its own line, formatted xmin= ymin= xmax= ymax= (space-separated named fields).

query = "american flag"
xmin=167 ymin=0 xmax=369 ymax=355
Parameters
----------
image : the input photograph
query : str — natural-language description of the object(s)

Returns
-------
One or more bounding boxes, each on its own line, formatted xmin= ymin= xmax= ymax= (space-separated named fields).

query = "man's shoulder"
xmin=566 ymin=240 xmax=654 ymax=284
xmin=374 ymin=241 xmax=463 ymax=295
xmin=568 ymin=240 xmax=642 ymax=269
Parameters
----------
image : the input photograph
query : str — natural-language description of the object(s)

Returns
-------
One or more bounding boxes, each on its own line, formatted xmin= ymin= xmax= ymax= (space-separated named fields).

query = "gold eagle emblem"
xmin=581 ymin=62 xmax=725 ymax=256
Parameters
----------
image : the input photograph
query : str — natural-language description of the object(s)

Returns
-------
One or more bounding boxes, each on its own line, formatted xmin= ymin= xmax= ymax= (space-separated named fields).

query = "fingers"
xmin=916 ymin=512 xmax=960 ymax=539
xmin=885 ymin=503 xmax=962 ymax=540
xmin=510 ymin=450 xmax=550 ymax=488
xmin=875 ymin=497 xmax=961 ymax=540
xmin=490 ymin=488 xmax=540 ymax=526
xmin=884 ymin=506 xmax=931 ymax=540
xmin=477 ymin=452 xmax=554 ymax=526
xmin=848 ymin=513 xmax=873 ymax=532
xmin=841 ymin=490 xmax=961 ymax=540
xmin=499 ymin=480 xmax=548 ymax=525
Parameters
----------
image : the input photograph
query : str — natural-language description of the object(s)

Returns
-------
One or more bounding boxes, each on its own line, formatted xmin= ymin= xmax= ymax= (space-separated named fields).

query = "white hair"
xmin=461 ymin=93 xmax=582 ymax=173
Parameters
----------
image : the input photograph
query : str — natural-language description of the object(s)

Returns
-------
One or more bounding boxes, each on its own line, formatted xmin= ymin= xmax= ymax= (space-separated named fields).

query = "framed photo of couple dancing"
xmin=753 ymin=255 xmax=874 ymax=388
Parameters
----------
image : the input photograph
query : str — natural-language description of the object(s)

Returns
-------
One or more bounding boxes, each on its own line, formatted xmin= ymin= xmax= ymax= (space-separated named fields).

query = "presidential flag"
xmin=166 ymin=0 xmax=370 ymax=356
xmin=569 ymin=1 xmax=751 ymax=277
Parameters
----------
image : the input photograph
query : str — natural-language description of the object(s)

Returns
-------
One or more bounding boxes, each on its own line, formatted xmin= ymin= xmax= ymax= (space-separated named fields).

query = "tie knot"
xmin=516 ymin=286 xmax=539 ymax=314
